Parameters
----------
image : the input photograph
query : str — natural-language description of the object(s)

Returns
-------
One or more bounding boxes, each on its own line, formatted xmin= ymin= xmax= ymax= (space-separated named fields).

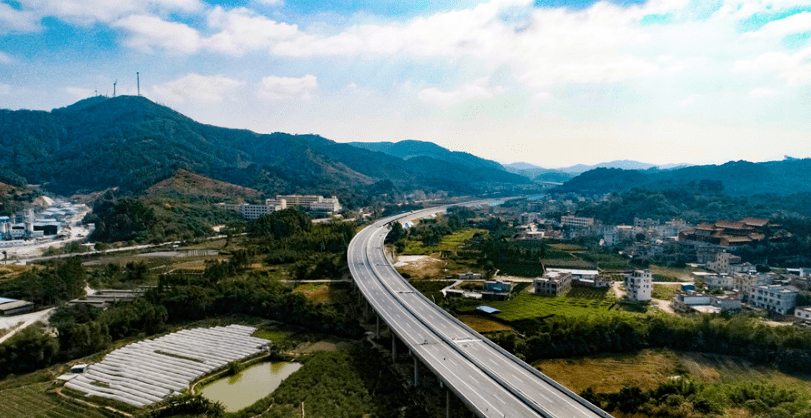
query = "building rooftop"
xmin=476 ymin=306 xmax=500 ymax=314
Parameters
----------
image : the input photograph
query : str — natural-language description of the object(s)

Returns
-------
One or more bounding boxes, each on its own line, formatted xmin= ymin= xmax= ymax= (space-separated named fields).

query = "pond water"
xmin=200 ymin=361 xmax=302 ymax=412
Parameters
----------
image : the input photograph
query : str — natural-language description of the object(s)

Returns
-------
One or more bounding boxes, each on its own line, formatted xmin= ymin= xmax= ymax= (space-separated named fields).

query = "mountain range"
xmin=551 ymin=159 xmax=811 ymax=196
xmin=0 ymin=96 xmax=534 ymax=207
xmin=2 ymin=95 xmax=808 ymax=208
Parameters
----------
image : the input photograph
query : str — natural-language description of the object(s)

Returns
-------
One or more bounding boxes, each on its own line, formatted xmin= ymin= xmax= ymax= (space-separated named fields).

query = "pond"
xmin=200 ymin=361 xmax=302 ymax=412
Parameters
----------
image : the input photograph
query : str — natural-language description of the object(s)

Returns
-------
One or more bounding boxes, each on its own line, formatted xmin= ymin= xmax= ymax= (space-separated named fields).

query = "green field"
xmin=0 ymin=383 xmax=119 ymax=418
xmin=649 ymin=265 xmax=693 ymax=282
xmin=482 ymin=292 xmax=631 ymax=322
xmin=402 ymin=228 xmax=485 ymax=255
xmin=547 ymin=243 xmax=583 ymax=251
xmin=580 ymin=253 xmax=630 ymax=270
xmin=651 ymin=283 xmax=679 ymax=300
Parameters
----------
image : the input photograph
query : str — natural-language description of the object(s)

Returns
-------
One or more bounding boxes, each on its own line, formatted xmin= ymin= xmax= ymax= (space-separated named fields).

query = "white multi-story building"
xmin=747 ymin=285 xmax=799 ymax=315
xmin=309 ymin=196 xmax=341 ymax=212
xmin=634 ymin=217 xmax=659 ymax=230
xmin=534 ymin=271 xmax=572 ymax=296
xmin=624 ymin=270 xmax=652 ymax=301
xmin=795 ymin=306 xmax=811 ymax=322
xmin=273 ymin=195 xmax=341 ymax=213
xmin=732 ymin=273 xmax=772 ymax=294
xmin=560 ymin=215 xmax=595 ymax=229
xmin=707 ymin=251 xmax=742 ymax=273
xmin=705 ymin=274 xmax=733 ymax=289
xmin=219 ymin=200 xmax=287 ymax=221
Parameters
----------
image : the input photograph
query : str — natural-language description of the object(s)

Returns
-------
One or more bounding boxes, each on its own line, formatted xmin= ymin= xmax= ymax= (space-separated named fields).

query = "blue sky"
xmin=1 ymin=0 xmax=810 ymax=168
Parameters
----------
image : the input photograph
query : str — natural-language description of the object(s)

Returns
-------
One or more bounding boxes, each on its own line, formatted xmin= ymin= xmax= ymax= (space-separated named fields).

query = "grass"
xmin=458 ymin=315 xmax=513 ymax=333
xmin=225 ymin=348 xmax=424 ymax=418
xmin=534 ymin=349 xmax=685 ymax=393
xmin=533 ymin=348 xmax=811 ymax=398
xmin=0 ymin=382 xmax=119 ymax=418
xmin=401 ymin=228 xmax=485 ymax=255
xmin=548 ymin=243 xmax=583 ymax=251
xmin=539 ymin=258 xmax=595 ymax=269
xmin=481 ymin=292 xmax=630 ymax=322
xmin=651 ymin=283 xmax=679 ymax=300
xmin=583 ymin=252 xmax=631 ymax=270
xmin=649 ymin=265 xmax=694 ymax=282
xmin=409 ymin=280 xmax=451 ymax=304
xmin=293 ymin=283 xmax=334 ymax=303
xmin=252 ymin=326 xmax=302 ymax=348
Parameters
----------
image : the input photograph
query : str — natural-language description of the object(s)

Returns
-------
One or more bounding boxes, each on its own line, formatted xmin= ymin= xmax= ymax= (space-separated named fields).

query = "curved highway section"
xmin=348 ymin=205 xmax=613 ymax=418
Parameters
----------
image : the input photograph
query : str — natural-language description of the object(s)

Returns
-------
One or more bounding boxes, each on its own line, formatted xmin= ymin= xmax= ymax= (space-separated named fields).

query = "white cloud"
xmin=418 ymin=78 xmax=505 ymax=108
xmin=253 ymin=0 xmax=283 ymax=5
xmin=0 ymin=2 xmax=40 ymax=32
xmin=679 ymin=93 xmax=703 ymax=107
xmin=0 ymin=83 xmax=12 ymax=95
xmin=734 ymin=46 xmax=811 ymax=84
xmin=269 ymin=0 xmax=666 ymax=91
xmin=0 ymin=51 xmax=13 ymax=64
xmin=151 ymin=73 xmax=245 ymax=103
xmin=113 ymin=15 xmax=202 ymax=54
xmin=114 ymin=8 xmax=299 ymax=55
xmin=15 ymin=0 xmax=203 ymax=25
xmin=205 ymin=7 xmax=298 ymax=56
xmin=258 ymin=75 xmax=318 ymax=100
xmin=749 ymin=87 xmax=778 ymax=97
xmin=742 ymin=11 xmax=811 ymax=40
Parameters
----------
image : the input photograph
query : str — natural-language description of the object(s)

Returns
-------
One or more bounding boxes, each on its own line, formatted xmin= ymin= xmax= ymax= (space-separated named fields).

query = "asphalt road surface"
xmin=348 ymin=205 xmax=613 ymax=418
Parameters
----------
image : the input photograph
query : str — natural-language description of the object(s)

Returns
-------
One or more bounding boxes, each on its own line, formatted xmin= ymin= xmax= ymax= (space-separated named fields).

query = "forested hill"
xmin=553 ymin=158 xmax=811 ymax=196
xmin=0 ymin=96 xmax=533 ymax=204
xmin=347 ymin=139 xmax=504 ymax=171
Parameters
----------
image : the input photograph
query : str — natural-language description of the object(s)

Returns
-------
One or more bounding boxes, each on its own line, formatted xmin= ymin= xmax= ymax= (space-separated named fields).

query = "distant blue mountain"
xmin=348 ymin=140 xmax=505 ymax=171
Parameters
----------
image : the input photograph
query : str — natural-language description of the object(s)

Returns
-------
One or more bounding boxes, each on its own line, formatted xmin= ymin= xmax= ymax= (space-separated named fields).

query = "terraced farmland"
xmin=0 ymin=383 xmax=118 ymax=418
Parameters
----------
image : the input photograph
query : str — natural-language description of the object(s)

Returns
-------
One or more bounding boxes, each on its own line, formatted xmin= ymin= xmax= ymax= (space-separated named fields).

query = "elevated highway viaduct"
xmin=348 ymin=203 xmax=613 ymax=418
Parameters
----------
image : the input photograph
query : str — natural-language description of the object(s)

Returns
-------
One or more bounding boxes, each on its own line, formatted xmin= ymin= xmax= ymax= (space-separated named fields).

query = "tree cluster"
xmin=491 ymin=313 xmax=811 ymax=375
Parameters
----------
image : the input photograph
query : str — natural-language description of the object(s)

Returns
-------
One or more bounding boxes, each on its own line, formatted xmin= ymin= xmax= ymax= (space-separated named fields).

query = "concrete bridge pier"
xmin=413 ymin=356 xmax=419 ymax=387
xmin=446 ymin=389 xmax=450 ymax=418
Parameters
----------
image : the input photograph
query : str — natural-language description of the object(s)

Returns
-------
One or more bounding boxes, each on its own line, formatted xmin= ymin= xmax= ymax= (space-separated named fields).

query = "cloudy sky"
xmin=1 ymin=0 xmax=810 ymax=168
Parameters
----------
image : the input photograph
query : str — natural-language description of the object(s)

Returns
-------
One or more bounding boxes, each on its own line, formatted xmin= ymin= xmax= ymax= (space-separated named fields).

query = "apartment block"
xmin=624 ymin=270 xmax=652 ymax=301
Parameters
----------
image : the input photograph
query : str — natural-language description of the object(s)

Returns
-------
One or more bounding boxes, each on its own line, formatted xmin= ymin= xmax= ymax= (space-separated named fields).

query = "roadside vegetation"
xmin=225 ymin=348 xmax=423 ymax=418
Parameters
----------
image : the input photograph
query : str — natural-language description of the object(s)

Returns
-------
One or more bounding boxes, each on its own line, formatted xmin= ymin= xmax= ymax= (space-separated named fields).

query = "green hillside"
xmin=0 ymin=96 xmax=534 ymax=204
xmin=553 ymin=158 xmax=811 ymax=197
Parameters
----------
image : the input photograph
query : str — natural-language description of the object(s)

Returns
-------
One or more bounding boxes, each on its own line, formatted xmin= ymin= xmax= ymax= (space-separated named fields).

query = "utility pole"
xmin=113 ymin=80 xmax=117 ymax=97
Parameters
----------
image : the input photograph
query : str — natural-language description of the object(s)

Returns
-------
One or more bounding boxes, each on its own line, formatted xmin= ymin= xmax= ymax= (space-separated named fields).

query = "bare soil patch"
xmin=458 ymin=315 xmax=512 ymax=333
xmin=394 ymin=255 xmax=446 ymax=280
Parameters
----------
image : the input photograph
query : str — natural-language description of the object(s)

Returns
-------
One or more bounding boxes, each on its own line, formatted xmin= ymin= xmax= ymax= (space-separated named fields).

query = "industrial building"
xmin=0 ymin=297 xmax=35 ymax=316
xmin=1 ymin=201 xmax=83 ymax=243
xmin=220 ymin=194 xmax=342 ymax=220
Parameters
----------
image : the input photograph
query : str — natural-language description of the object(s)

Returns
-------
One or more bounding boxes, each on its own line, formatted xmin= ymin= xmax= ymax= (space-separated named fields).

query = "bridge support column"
xmin=392 ymin=334 xmax=397 ymax=360
xmin=446 ymin=389 xmax=450 ymax=418
xmin=413 ymin=357 xmax=419 ymax=387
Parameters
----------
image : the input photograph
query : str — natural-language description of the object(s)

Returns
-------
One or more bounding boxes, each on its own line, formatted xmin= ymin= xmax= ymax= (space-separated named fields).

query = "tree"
xmin=250 ymin=208 xmax=312 ymax=239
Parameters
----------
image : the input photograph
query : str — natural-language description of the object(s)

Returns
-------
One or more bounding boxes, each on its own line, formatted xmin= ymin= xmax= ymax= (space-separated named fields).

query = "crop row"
xmin=0 ymin=384 xmax=117 ymax=418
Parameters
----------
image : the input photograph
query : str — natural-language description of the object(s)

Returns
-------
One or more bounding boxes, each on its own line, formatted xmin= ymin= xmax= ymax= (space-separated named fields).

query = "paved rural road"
xmin=348 ymin=204 xmax=613 ymax=418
